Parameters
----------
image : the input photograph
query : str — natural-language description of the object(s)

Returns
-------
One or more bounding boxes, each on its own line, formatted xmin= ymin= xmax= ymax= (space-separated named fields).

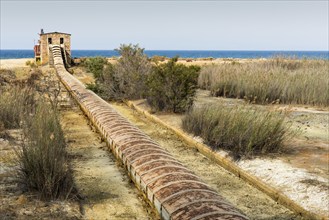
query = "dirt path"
xmin=110 ymin=102 xmax=300 ymax=220
xmin=60 ymin=101 xmax=155 ymax=220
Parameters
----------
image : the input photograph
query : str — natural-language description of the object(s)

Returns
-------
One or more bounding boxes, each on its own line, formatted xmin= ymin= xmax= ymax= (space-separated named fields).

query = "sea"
xmin=0 ymin=50 xmax=328 ymax=60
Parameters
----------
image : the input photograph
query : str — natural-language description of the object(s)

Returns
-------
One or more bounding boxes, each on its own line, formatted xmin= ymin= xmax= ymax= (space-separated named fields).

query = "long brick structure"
xmin=51 ymin=44 xmax=249 ymax=220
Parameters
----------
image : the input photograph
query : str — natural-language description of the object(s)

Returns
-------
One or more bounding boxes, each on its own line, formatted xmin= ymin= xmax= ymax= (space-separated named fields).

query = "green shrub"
xmin=16 ymin=102 xmax=74 ymax=200
xmin=86 ymin=82 xmax=103 ymax=94
xmin=113 ymin=44 xmax=152 ymax=99
xmin=146 ymin=57 xmax=200 ymax=113
xmin=89 ymin=44 xmax=152 ymax=100
xmin=198 ymin=58 xmax=329 ymax=106
xmin=97 ymin=63 xmax=124 ymax=100
xmin=182 ymin=103 xmax=294 ymax=158
xmin=84 ymin=57 xmax=108 ymax=80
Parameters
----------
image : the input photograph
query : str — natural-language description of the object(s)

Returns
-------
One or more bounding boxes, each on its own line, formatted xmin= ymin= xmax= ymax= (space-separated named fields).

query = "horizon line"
xmin=1 ymin=49 xmax=328 ymax=52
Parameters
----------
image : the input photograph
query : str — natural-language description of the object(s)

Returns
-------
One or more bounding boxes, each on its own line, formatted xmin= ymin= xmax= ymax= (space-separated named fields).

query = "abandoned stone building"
xmin=34 ymin=29 xmax=71 ymax=66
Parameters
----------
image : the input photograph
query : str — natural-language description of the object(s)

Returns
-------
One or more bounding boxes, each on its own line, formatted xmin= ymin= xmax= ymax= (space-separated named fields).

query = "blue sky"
xmin=1 ymin=0 xmax=328 ymax=50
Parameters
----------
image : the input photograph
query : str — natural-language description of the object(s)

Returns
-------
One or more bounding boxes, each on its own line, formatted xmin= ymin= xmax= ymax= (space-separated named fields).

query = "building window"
xmin=60 ymin=38 xmax=64 ymax=44
xmin=48 ymin=38 xmax=52 ymax=44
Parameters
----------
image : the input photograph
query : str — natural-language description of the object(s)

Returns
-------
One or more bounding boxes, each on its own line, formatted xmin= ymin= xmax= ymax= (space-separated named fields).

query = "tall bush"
xmin=84 ymin=56 xmax=108 ymax=80
xmin=147 ymin=57 xmax=200 ymax=113
xmin=113 ymin=44 xmax=152 ymax=99
xmin=89 ymin=44 xmax=152 ymax=100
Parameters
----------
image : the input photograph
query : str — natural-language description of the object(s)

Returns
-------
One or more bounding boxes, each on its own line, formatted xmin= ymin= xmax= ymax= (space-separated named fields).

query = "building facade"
xmin=34 ymin=29 xmax=71 ymax=66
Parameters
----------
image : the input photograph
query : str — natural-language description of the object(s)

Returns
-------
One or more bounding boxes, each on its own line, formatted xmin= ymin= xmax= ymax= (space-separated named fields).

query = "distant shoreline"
xmin=1 ymin=50 xmax=328 ymax=60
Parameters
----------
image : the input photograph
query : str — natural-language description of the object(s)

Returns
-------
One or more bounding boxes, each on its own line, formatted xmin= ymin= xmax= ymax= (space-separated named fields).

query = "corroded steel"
xmin=50 ymin=45 xmax=249 ymax=220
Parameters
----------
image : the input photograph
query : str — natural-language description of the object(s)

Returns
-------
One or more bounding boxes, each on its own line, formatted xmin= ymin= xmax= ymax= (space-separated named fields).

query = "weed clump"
xmin=25 ymin=60 xmax=40 ymax=68
xmin=16 ymin=102 xmax=74 ymax=199
xmin=182 ymin=103 xmax=294 ymax=158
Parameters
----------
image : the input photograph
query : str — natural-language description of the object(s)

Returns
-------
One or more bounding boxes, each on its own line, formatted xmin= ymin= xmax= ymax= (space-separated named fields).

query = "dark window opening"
xmin=60 ymin=38 xmax=64 ymax=44
xmin=48 ymin=38 xmax=52 ymax=44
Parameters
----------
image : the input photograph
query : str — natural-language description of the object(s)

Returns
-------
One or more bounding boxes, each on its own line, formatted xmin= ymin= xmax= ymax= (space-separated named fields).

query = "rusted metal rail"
xmin=50 ymin=45 xmax=249 ymax=220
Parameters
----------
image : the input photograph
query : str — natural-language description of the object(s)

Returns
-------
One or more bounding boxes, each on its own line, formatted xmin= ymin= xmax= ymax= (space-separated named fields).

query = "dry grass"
xmin=1 ymin=68 xmax=75 ymax=200
xmin=0 ymin=86 xmax=36 ymax=129
xmin=198 ymin=57 xmax=329 ymax=106
xmin=182 ymin=103 xmax=295 ymax=158
xmin=16 ymin=102 xmax=74 ymax=200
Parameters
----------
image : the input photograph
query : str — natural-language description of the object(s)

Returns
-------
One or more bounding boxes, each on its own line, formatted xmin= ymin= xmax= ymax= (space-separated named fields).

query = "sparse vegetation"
xmin=0 ymin=86 xmax=35 ymax=129
xmin=198 ymin=57 xmax=329 ymax=106
xmin=25 ymin=60 xmax=32 ymax=66
xmin=0 ymin=67 xmax=75 ymax=200
xmin=182 ymin=103 xmax=294 ymax=158
xmin=25 ymin=60 xmax=40 ymax=68
xmin=0 ymin=69 xmax=16 ymax=85
xmin=16 ymin=102 xmax=74 ymax=200
xmin=147 ymin=57 xmax=200 ymax=113
xmin=150 ymin=55 xmax=167 ymax=63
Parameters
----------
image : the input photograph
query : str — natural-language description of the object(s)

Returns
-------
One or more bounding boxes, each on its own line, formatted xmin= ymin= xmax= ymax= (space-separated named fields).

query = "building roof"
xmin=40 ymin=32 xmax=71 ymax=36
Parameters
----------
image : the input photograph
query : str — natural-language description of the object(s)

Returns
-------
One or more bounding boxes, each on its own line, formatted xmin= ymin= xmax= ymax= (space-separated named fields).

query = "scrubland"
xmin=0 ymin=68 xmax=75 ymax=200
xmin=198 ymin=57 xmax=329 ymax=106
xmin=80 ymin=51 xmax=325 ymax=157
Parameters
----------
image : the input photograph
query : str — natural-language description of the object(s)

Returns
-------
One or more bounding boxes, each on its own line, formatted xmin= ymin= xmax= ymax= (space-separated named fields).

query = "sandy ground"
xmin=61 ymin=105 xmax=154 ymax=220
xmin=130 ymin=90 xmax=329 ymax=217
xmin=70 ymin=67 xmax=95 ymax=85
xmin=0 ymin=59 xmax=33 ymax=69
xmin=110 ymin=102 xmax=299 ymax=219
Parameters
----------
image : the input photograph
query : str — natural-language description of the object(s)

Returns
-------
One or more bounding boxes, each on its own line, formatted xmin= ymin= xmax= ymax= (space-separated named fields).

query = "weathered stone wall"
xmin=40 ymin=33 xmax=71 ymax=65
